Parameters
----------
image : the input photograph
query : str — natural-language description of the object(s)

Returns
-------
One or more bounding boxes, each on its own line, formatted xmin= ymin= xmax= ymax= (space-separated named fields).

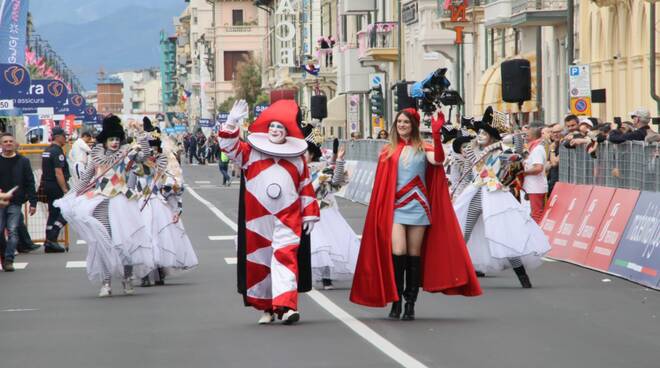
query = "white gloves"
xmin=303 ymin=221 xmax=315 ymax=235
xmin=224 ymin=99 xmax=249 ymax=131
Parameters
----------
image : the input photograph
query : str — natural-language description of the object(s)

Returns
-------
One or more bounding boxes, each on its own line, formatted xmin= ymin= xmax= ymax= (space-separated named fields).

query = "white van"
xmin=25 ymin=126 xmax=50 ymax=144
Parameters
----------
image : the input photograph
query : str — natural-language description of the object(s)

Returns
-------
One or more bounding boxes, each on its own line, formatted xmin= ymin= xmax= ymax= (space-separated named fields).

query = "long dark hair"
xmin=385 ymin=110 xmax=424 ymax=158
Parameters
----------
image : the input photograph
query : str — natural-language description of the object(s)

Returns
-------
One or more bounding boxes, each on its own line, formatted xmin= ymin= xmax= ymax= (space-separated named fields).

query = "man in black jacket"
xmin=609 ymin=107 xmax=651 ymax=143
xmin=41 ymin=127 xmax=69 ymax=253
xmin=0 ymin=133 xmax=37 ymax=271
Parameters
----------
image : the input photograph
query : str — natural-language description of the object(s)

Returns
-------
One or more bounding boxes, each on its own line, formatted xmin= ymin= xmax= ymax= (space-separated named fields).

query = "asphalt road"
xmin=1 ymin=162 xmax=658 ymax=368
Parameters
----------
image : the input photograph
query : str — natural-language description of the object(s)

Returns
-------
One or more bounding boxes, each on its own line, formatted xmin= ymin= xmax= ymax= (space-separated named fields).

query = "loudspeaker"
xmin=395 ymin=82 xmax=416 ymax=110
xmin=501 ymin=59 xmax=531 ymax=103
xmin=311 ymin=95 xmax=328 ymax=120
xmin=591 ymin=89 xmax=606 ymax=103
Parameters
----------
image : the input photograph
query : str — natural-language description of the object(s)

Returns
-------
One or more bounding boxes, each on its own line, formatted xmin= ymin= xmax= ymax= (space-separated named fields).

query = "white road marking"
xmin=188 ymin=187 xmax=428 ymax=368
xmin=186 ymin=187 xmax=237 ymax=232
xmin=195 ymin=180 xmax=211 ymax=184
xmin=77 ymin=240 xmax=87 ymax=245
xmin=307 ymin=290 xmax=429 ymax=368
xmin=66 ymin=261 xmax=87 ymax=268
xmin=13 ymin=262 xmax=28 ymax=270
xmin=209 ymin=235 xmax=236 ymax=241
xmin=224 ymin=257 xmax=237 ymax=265
xmin=1 ymin=308 xmax=39 ymax=312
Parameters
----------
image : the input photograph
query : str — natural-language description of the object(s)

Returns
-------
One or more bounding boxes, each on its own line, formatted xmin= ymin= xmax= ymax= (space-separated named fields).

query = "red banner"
xmin=584 ymin=189 xmax=641 ymax=271
xmin=543 ymin=183 xmax=593 ymax=260
xmin=564 ymin=186 xmax=616 ymax=265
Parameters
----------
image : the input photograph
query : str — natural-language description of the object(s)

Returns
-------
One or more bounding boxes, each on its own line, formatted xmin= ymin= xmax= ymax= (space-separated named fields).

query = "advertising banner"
xmin=584 ymin=188 xmax=641 ymax=271
xmin=563 ymin=186 xmax=616 ymax=265
xmin=199 ymin=118 xmax=213 ymax=128
xmin=254 ymin=104 xmax=268 ymax=119
xmin=82 ymin=105 xmax=97 ymax=123
xmin=14 ymin=79 xmax=68 ymax=109
xmin=543 ymin=183 xmax=593 ymax=260
xmin=608 ymin=191 xmax=660 ymax=288
xmin=54 ymin=93 xmax=85 ymax=115
xmin=0 ymin=63 xmax=30 ymax=95
xmin=0 ymin=0 xmax=28 ymax=65
xmin=217 ymin=112 xmax=228 ymax=124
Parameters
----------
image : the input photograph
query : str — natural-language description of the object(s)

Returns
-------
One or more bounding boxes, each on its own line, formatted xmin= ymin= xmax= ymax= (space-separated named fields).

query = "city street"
xmin=1 ymin=163 xmax=659 ymax=368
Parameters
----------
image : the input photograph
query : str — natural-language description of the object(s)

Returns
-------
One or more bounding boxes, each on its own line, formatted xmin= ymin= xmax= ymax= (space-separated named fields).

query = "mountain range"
xmin=29 ymin=0 xmax=187 ymax=90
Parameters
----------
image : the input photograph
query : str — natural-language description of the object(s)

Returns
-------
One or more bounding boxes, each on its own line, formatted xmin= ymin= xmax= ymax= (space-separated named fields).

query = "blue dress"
xmin=393 ymin=145 xmax=430 ymax=225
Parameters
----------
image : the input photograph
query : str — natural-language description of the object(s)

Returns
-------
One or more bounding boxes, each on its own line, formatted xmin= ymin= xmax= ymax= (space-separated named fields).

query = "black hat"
xmin=301 ymin=123 xmax=322 ymax=162
xmin=51 ymin=127 xmax=66 ymax=137
xmin=473 ymin=106 xmax=501 ymax=141
xmin=96 ymin=115 xmax=125 ymax=144
xmin=143 ymin=116 xmax=155 ymax=132
xmin=149 ymin=127 xmax=162 ymax=148
xmin=452 ymin=135 xmax=473 ymax=154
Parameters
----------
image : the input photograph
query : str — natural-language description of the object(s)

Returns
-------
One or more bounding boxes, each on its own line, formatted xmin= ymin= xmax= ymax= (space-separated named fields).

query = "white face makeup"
xmin=106 ymin=137 xmax=121 ymax=151
xmin=477 ymin=130 xmax=492 ymax=146
xmin=268 ymin=121 xmax=287 ymax=144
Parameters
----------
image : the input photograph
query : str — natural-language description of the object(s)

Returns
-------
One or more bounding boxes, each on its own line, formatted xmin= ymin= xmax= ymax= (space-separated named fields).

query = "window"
xmin=224 ymin=51 xmax=250 ymax=81
xmin=192 ymin=8 xmax=198 ymax=25
xmin=232 ymin=9 xmax=244 ymax=26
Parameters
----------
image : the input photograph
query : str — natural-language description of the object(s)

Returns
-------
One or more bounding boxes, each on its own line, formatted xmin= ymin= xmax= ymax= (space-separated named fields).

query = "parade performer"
xmin=303 ymin=129 xmax=360 ymax=290
xmin=452 ymin=108 xmax=550 ymax=288
xmin=55 ymin=115 xmax=154 ymax=297
xmin=138 ymin=118 xmax=198 ymax=286
xmin=219 ymin=100 xmax=320 ymax=325
xmin=350 ymin=108 xmax=482 ymax=321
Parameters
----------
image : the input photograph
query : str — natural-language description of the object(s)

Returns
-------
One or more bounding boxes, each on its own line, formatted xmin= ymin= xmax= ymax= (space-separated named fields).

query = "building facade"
xmin=112 ymin=68 xmax=162 ymax=117
xmin=96 ymin=79 xmax=123 ymax=116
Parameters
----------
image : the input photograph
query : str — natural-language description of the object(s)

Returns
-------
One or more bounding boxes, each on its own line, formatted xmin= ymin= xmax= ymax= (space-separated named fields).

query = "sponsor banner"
xmin=164 ymin=127 xmax=175 ymax=134
xmin=54 ymin=93 xmax=85 ymax=115
xmin=23 ymin=113 xmax=38 ymax=128
xmin=608 ymin=191 xmax=660 ymax=288
xmin=14 ymin=79 xmax=68 ymax=109
xmin=543 ymin=183 xmax=593 ymax=260
xmin=0 ymin=63 xmax=30 ymax=95
xmin=561 ymin=186 xmax=616 ymax=265
xmin=82 ymin=105 xmax=97 ymax=123
xmin=584 ymin=188 xmax=641 ymax=271
xmin=217 ymin=111 xmax=229 ymax=124
xmin=254 ymin=104 xmax=269 ymax=119
xmin=174 ymin=125 xmax=186 ymax=133
xmin=199 ymin=118 xmax=213 ymax=128
xmin=0 ymin=0 xmax=28 ymax=65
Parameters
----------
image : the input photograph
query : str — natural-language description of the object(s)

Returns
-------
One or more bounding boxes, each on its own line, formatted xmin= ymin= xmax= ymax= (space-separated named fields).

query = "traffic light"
xmin=370 ymin=84 xmax=384 ymax=117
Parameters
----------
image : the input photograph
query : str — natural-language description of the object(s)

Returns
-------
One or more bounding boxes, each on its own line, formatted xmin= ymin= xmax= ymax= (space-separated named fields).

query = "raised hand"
xmin=225 ymin=99 xmax=249 ymax=130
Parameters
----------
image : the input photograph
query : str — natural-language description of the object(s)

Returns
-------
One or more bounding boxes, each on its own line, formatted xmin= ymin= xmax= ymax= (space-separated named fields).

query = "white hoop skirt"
xmin=141 ymin=198 xmax=198 ymax=270
xmin=453 ymin=185 xmax=550 ymax=273
xmin=55 ymin=192 xmax=155 ymax=283
xmin=310 ymin=204 xmax=360 ymax=281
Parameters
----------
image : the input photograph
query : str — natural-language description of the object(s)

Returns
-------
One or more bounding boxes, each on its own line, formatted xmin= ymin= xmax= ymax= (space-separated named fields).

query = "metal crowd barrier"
xmin=559 ymin=141 xmax=660 ymax=192
xmin=17 ymin=144 xmax=70 ymax=246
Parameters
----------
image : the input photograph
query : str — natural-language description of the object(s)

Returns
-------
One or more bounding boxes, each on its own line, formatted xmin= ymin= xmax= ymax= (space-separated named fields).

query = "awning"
xmin=474 ymin=52 xmax=539 ymax=115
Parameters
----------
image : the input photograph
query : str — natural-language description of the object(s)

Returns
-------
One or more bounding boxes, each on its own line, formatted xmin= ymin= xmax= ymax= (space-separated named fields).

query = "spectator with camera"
xmin=609 ymin=108 xmax=652 ymax=143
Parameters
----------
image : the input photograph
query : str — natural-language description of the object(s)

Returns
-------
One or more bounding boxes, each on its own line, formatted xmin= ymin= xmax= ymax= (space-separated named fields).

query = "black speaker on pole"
xmin=501 ymin=59 xmax=531 ymax=103
xmin=310 ymin=95 xmax=328 ymax=120
xmin=395 ymin=82 xmax=416 ymax=110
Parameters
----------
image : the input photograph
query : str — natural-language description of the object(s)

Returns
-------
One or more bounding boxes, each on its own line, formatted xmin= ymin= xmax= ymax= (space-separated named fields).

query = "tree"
xmin=232 ymin=56 xmax=264 ymax=110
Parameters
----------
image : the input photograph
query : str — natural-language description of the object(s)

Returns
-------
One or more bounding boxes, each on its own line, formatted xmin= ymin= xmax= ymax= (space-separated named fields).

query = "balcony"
xmin=509 ymin=0 xmax=567 ymax=26
xmin=317 ymin=48 xmax=335 ymax=72
xmin=340 ymin=0 xmax=376 ymax=14
xmin=357 ymin=22 xmax=399 ymax=62
xmin=484 ymin=0 xmax=513 ymax=28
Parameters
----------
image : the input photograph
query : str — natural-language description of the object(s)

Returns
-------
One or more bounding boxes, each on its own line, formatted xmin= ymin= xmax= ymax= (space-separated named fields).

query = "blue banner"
xmin=14 ymin=79 xmax=68 ymax=109
xmin=608 ymin=191 xmax=660 ymax=288
xmin=82 ymin=105 xmax=97 ymax=123
xmin=0 ymin=63 xmax=29 ymax=96
xmin=54 ymin=93 xmax=85 ymax=115
xmin=216 ymin=112 xmax=228 ymax=124
xmin=254 ymin=103 xmax=269 ymax=118
xmin=199 ymin=118 xmax=214 ymax=128
xmin=0 ymin=0 xmax=28 ymax=65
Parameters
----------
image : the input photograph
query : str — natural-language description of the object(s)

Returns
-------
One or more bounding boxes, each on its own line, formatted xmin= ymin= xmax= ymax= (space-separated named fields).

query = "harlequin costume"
xmin=303 ymin=132 xmax=360 ymax=289
xmin=219 ymin=100 xmax=320 ymax=324
xmin=55 ymin=115 xmax=154 ymax=296
xmin=137 ymin=118 xmax=198 ymax=286
xmin=452 ymin=108 xmax=550 ymax=288
xmin=350 ymin=109 xmax=482 ymax=314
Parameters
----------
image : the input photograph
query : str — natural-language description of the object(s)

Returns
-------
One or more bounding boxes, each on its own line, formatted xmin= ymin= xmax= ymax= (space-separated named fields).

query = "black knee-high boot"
xmin=401 ymin=256 xmax=420 ymax=321
xmin=389 ymin=255 xmax=406 ymax=319
xmin=513 ymin=265 xmax=532 ymax=288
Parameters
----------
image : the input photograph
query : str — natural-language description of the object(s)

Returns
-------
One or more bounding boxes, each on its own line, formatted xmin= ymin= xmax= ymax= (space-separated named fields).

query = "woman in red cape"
xmin=350 ymin=108 xmax=482 ymax=320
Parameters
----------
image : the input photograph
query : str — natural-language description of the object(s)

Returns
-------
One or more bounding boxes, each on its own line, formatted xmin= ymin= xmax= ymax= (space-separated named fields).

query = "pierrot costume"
xmin=219 ymin=100 xmax=320 ymax=312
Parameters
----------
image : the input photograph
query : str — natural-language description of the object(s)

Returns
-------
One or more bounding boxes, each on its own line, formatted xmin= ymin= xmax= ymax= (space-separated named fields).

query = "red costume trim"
xmin=394 ymin=191 xmax=431 ymax=221
xmin=349 ymin=140 xmax=482 ymax=307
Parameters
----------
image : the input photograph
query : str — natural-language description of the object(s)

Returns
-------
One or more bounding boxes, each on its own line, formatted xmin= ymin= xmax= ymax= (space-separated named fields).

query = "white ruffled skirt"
xmin=55 ymin=192 xmax=154 ymax=283
xmin=453 ymin=185 xmax=550 ymax=273
xmin=141 ymin=198 xmax=198 ymax=270
xmin=310 ymin=204 xmax=360 ymax=281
